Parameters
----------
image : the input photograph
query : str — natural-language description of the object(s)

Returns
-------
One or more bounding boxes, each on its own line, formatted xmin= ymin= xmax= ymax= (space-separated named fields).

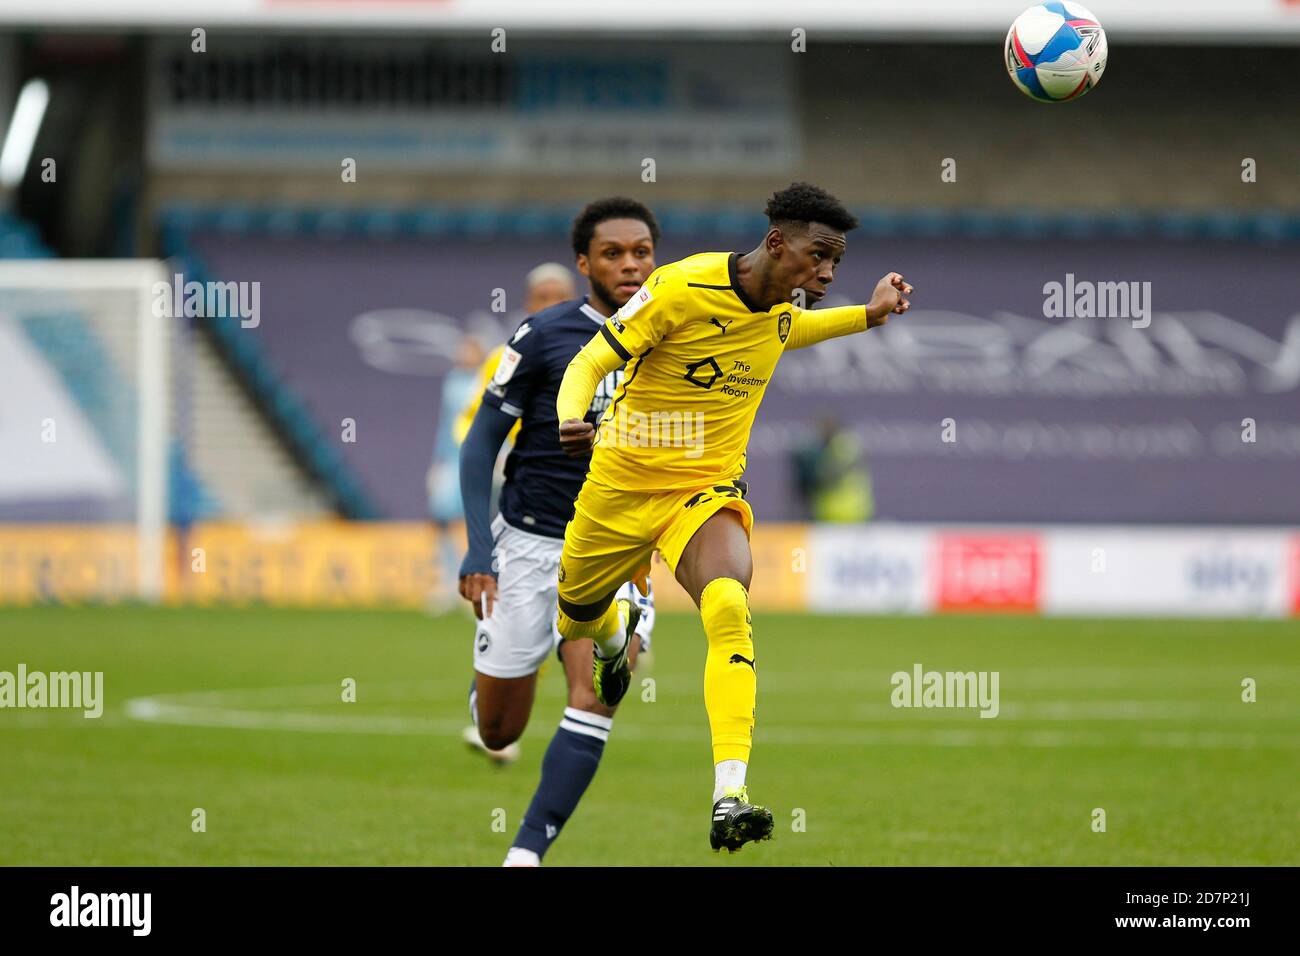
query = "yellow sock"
xmin=699 ymin=577 xmax=755 ymax=765
xmin=556 ymin=601 xmax=620 ymax=643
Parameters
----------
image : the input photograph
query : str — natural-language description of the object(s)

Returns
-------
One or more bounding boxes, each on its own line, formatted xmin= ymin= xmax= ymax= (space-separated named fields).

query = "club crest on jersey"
xmin=777 ymin=311 xmax=791 ymax=343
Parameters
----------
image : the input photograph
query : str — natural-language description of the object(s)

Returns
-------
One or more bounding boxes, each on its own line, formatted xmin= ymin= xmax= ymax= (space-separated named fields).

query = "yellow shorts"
xmin=558 ymin=477 xmax=754 ymax=607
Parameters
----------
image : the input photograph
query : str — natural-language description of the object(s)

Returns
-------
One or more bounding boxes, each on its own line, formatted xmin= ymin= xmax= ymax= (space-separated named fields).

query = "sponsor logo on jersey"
xmin=683 ymin=356 xmax=723 ymax=389
xmin=511 ymin=322 xmax=531 ymax=343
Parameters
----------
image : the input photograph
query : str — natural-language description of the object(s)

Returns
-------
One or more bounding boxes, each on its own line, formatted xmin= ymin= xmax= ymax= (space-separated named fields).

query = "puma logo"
xmin=709 ymin=317 xmax=734 ymax=334
xmin=729 ymin=653 xmax=755 ymax=670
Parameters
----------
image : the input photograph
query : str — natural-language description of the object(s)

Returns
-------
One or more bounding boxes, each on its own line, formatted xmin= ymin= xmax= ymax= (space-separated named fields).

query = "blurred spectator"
xmin=430 ymin=263 xmax=577 ymax=610
xmin=792 ymin=417 xmax=874 ymax=523
xmin=524 ymin=262 xmax=577 ymax=314
xmin=454 ymin=262 xmax=576 ymax=445
xmin=428 ymin=336 xmax=486 ymax=610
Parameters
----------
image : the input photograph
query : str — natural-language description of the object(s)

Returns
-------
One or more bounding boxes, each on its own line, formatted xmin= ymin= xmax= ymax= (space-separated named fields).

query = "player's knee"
xmin=479 ymin=723 xmax=523 ymax=752
xmin=476 ymin=707 xmax=526 ymax=750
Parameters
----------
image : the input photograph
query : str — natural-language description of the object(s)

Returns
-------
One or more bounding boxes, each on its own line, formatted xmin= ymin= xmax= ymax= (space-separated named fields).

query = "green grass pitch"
xmin=1 ymin=606 xmax=1296 ymax=866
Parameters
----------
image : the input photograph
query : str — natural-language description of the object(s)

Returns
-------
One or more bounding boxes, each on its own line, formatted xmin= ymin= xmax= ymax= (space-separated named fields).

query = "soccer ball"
xmin=1005 ymin=2 xmax=1108 ymax=103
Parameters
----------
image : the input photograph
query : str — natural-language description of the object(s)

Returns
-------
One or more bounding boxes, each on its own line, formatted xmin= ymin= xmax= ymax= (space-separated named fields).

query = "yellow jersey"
xmin=580 ymin=251 xmax=866 ymax=492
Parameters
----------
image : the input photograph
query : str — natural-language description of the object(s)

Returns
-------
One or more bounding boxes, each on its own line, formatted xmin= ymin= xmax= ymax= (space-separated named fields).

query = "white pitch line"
xmin=120 ymin=683 xmax=1300 ymax=751
xmin=124 ymin=697 xmax=450 ymax=736
xmin=849 ymin=700 xmax=1300 ymax=721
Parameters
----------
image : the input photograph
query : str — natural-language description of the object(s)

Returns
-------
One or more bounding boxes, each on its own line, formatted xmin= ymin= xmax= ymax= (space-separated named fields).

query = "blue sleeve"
xmin=458 ymin=401 xmax=516 ymax=578
xmin=481 ymin=319 xmax=543 ymax=418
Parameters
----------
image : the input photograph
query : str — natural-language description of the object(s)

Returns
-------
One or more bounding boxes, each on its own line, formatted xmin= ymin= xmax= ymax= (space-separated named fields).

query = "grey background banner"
xmin=189 ymin=231 xmax=1300 ymax=524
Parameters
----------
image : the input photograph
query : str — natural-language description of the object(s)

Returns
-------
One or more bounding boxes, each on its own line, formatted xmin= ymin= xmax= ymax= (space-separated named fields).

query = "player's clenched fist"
xmin=866 ymin=272 xmax=913 ymax=327
xmin=558 ymin=418 xmax=595 ymax=458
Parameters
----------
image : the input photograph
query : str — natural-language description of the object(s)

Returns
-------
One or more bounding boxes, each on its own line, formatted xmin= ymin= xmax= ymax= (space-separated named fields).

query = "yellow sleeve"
xmin=557 ymin=333 xmax=625 ymax=423
xmin=557 ymin=266 xmax=684 ymax=422
xmin=783 ymin=304 xmax=869 ymax=351
xmin=601 ymin=266 xmax=685 ymax=360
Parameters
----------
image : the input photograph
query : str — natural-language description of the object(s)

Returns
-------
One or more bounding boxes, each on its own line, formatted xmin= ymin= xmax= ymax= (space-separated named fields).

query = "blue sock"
xmin=511 ymin=708 xmax=612 ymax=858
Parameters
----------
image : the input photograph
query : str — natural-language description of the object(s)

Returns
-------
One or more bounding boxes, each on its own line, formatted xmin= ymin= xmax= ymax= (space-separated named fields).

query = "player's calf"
xmin=559 ymin=630 xmax=643 ymax=716
xmin=700 ymin=577 xmax=757 ymax=766
xmin=695 ymin=575 xmax=768 ymax=852
xmin=591 ymin=599 xmax=640 ymax=707
xmin=556 ymin=593 xmax=639 ymax=707
xmin=469 ymin=671 xmax=537 ymax=751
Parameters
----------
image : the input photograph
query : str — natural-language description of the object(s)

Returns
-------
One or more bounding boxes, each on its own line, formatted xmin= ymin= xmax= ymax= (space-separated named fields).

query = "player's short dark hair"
xmin=571 ymin=197 xmax=661 ymax=258
xmin=764 ymin=182 xmax=859 ymax=234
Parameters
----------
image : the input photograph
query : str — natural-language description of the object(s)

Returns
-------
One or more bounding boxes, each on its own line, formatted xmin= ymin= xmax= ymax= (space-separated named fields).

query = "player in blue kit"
xmin=457 ymin=198 xmax=661 ymax=866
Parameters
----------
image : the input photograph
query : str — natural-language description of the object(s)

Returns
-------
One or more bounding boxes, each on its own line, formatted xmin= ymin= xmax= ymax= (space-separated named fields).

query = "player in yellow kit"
xmin=552 ymin=182 xmax=913 ymax=852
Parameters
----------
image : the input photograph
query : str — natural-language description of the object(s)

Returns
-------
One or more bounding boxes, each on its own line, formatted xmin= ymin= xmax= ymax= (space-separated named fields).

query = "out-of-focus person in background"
xmin=427 ymin=336 xmax=486 ymax=611
xmin=523 ymin=261 xmax=578 ymax=314
xmin=792 ymin=416 xmax=874 ymax=523
xmin=454 ymin=263 xmax=576 ymax=447
xmin=450 ymin=263 xmax=577 ymax=508
xmin=432 ymin=264 xmax=578 ymax=612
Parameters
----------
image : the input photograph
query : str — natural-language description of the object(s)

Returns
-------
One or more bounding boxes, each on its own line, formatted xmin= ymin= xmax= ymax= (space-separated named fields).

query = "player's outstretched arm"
xmin=555 ymin=332 xmax=625 ymax=458
xmin=783 ymin=272 xmax=913 ymax=351
xmin=457 ymin=403 xmax=515 ymax=619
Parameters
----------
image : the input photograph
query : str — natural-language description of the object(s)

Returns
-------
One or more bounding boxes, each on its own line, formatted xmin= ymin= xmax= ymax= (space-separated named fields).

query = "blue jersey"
xmin=480 ymin=297 xmax=621 ymax=538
